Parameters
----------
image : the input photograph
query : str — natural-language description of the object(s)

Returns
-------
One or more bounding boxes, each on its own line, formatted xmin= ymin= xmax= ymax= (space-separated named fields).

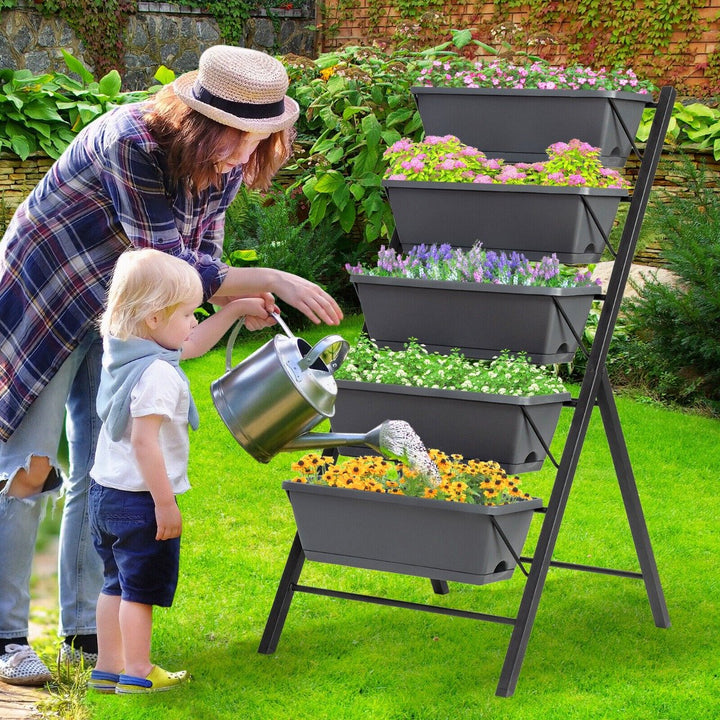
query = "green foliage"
xmin=336 ymin=334 xmax=569 ymax=395
xmin=0 ymin=53 xmax=171 ymax=159
xmin=38 ymin=0 xmax=135 ymax=79
xmin=619 ymin=159 xmax=720 ymax=413
xmin=638 ymin=101 xmax=720 ymax=160
xmin=179 ymin=0 xmax=266 ymax=47
xmin=489 ymin=0 xmax=708 ymax=93
xmin=282 ymin=45 xmax=430 ymax=245
xmin=223 ymin=185 xmax=365 ymax=328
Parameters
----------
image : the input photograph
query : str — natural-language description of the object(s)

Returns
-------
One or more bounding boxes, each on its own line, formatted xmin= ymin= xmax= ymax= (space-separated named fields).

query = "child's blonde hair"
xmin=101 ymin=248 xmax=203 ymax=340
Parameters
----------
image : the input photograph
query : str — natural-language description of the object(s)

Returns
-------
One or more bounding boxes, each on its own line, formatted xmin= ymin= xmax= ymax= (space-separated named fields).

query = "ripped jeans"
xmin=0 ymin=329 xmax=104 ymax=641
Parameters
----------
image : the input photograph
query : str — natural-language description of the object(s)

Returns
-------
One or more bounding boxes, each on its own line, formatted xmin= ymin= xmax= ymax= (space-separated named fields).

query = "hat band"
xmin=192 ymin=83 xmax=285 ymax=120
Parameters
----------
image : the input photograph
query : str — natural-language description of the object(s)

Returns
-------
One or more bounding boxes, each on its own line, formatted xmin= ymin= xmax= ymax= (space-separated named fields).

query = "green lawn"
xmin=81 ymin=315 xmax=720 ymax=719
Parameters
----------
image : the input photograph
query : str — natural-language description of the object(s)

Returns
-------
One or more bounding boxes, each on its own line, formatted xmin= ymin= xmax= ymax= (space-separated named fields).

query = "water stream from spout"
xmin=378 ymin=420 xmax=441 ymax=485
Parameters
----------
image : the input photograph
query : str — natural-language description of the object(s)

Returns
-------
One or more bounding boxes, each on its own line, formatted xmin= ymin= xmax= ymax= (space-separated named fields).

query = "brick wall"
xmin=318 ymin=0 xmax=720 ymax=97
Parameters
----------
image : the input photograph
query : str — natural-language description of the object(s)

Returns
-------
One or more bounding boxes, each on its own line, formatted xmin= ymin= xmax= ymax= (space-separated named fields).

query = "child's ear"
xmin=143 ymin=312 xmax=161 ymax=330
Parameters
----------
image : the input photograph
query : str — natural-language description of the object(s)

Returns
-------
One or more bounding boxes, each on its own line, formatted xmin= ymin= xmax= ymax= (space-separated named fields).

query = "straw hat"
xmin=174 ymin=45 xmax=299 ymax=133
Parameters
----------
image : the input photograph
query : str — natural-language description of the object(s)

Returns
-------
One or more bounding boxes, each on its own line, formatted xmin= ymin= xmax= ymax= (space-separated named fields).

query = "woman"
xmin=0 ymin=45 xmax=343 ymax=685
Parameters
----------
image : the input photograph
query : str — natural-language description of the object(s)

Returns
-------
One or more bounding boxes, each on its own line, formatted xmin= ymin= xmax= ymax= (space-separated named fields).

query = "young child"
xmin=87 ymin=248 xmax=274 ymax=694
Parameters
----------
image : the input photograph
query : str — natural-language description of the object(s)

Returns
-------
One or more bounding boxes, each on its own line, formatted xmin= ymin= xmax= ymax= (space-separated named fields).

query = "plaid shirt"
xmin=0 ymin=103 xmax=241 ymax=441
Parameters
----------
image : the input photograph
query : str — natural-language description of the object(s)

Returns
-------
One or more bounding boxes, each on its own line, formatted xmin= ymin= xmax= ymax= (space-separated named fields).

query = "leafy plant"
xmin=0 ymin=51 xmax=169 ymax=160
xmin=347 ymin=241 xmax=601 ymax=287
xmin=620 ymin=158 xmax=720 ymax=412
xmin=637 ymin=101 xmax=720 ymax=160
xmin=336 ymin=333 xmax=568 ymax=395
xmin=223 ymin=185 xmax=363 ymax=328
xmin=281 ymin=45 xmax=428 ymax=243
xmin=289 ymin=450 xmax=535 ymax=505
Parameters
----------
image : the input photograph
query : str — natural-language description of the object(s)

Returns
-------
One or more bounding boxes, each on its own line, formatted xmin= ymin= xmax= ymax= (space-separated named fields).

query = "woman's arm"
xmin=211 ymin=266 xmax=344 ymax=326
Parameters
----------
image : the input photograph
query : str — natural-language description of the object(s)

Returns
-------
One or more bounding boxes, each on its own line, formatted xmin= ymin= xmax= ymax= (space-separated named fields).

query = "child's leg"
xmin=115 ymin=599 xmax=187 ymax=694
xmin=95 ymin=593 xmax=122 ymax=673
xmin=119 ymin=600 xmax=153 ymax=679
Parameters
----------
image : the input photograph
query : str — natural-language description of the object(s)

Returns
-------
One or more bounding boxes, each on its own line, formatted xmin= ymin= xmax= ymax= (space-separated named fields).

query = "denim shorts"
xmin=88 ymin=481 xmax=180 ymax=607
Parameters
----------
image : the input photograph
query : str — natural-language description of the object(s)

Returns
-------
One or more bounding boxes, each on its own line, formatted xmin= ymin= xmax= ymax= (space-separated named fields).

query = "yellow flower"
xmin=288 ymin=450 xmax=533 ymax=507
xmin=320 ymin=65 xmax=336 ymax=81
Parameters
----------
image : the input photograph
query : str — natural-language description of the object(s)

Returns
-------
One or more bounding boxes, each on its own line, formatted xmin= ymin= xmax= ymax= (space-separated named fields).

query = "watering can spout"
xmin=280 ymin=422 xmax=390 ymax=458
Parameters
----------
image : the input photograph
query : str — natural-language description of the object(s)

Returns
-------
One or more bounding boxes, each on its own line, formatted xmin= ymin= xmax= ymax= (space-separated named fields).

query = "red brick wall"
xmin=318 ymin=0 xmax=720 ymax=97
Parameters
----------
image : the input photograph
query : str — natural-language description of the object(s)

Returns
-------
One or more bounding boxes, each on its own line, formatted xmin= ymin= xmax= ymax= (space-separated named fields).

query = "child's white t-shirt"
xmin=91 ymin=359 xmax=192 ymax=494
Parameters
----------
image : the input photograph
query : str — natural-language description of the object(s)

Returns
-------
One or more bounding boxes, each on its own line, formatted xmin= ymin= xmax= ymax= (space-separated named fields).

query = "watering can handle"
xmin=224 ymin=317 xmax=246 ymax=372
xmin=298 ymin=335 xmax=350 ymax=373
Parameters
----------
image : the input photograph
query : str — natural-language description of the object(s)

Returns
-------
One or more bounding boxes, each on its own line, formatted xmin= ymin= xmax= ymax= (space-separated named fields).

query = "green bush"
xmin=617 ymin=158 xmax=720 ymax=413
xmin=0 ymin=51 xmax=171 ymax=159
xmin=223 ymin=185 xmax=366 ymax=329
xmin=281 ymin=45 xmax=431 ymax=245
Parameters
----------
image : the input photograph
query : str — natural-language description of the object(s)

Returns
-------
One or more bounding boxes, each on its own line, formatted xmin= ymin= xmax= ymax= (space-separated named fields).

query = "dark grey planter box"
xmin=283 ymin=480 xmax=542 ymax=585
xmin=351 ymin=274 xmax=598 ymax=364
xmin=383 ymin=180 xmax=627 ymax=264
xmin=331 ymin=380 xmax=570 ymax=474
xmin=411 ymin=86 xmax=650 ymax=167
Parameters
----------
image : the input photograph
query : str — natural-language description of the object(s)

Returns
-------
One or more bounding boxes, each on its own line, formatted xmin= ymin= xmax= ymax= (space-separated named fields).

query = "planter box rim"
xmin=349 ymin=273 xmax=600 ymax=297
xmin=335 ymin=378 xmax=571 ymax=405
xmin=282 ymin=480 xmax=544 ymax=515
xmin=382 ymin=179 xmax=628 ymax=197
xmin=410 ymin=85 xmax=653 ymax=103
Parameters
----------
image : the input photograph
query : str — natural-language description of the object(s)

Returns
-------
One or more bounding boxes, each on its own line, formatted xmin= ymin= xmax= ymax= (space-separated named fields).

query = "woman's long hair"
xmin=143 ymin=84 xmax=294 ymax=194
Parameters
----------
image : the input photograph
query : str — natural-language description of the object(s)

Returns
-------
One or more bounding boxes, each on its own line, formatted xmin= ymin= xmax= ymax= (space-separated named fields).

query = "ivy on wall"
xmin=16 ymin=0 xmax=290 ymax=78
xmin=491 ymin=0 xmax=708 ymax=87
xmin=320 ymin=0 xmax=713 ymax=94
xmin=38 ymin=0 xmax=135 ymax=79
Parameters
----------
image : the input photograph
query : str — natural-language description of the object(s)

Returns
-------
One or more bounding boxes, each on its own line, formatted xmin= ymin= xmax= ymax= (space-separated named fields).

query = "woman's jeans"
xmin=0 ymin=329 xmax=104 ymax=641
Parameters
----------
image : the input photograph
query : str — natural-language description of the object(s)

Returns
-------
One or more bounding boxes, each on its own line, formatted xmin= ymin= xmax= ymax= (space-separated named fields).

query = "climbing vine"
xmin=491 ymin=0 xmax=708 ymax=84
xmin=31 ymin=0 xmax=291 ymax=78
xmin=180 ymin=0 xmax=280 ymax=47
xmin=38 ymin=0 xmax=135 ymax=79
xmin=319 ymin=0 xmax=713 ymax=94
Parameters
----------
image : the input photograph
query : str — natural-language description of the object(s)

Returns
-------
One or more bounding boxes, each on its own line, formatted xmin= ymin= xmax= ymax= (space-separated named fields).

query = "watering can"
xmin=211 ymin=313 xmax=398 ymax=463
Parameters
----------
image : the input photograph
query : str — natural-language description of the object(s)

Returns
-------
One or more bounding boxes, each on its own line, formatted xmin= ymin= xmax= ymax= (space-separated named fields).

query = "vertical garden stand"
xmin=259 ymin=86 xmax=676 ymax=698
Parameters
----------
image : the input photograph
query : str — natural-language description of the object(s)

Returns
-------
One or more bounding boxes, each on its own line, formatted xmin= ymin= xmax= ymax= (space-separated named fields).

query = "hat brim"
xmin=174 ymin=70 xmax=300 ymax=134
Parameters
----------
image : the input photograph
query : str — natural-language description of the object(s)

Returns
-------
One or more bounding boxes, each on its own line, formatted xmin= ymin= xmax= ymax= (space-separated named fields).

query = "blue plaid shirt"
xmin=0 ymin=103 xmax=242 ymax=441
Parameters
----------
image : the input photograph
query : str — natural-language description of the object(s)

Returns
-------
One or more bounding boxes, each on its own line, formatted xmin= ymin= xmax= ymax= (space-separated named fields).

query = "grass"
xmin=33 ymin=314 xmax=720 ymax=719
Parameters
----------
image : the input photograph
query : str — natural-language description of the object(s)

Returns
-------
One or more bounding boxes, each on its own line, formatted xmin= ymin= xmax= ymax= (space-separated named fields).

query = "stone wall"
xmin=0 ymin=153 xmax=54 ymax=231
xmin=0 ymin=1 xmax=317 ymax=90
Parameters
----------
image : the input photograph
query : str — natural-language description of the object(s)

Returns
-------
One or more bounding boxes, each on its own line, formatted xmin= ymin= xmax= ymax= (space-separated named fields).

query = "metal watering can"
xmin=211 ymin=314 xmax=393 ymax=463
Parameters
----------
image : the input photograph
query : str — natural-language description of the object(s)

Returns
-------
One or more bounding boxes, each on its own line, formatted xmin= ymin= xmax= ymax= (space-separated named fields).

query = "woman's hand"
xmin=218 ymin=268 xmax=344 ymax=326
xmin=269 ymin=270 xmax=343 ymax=326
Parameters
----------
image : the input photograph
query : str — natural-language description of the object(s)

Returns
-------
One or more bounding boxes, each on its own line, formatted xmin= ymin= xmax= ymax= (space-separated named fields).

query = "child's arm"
xmin=181 ymin=296 xmax=277 ymax=360
xmin=131 ymin=414 xmax=182 ymax=540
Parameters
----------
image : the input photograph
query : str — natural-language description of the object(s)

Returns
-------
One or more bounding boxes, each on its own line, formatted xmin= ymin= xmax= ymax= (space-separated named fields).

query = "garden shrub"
xmin=615 ymin=158 xmax=720 ymax=413
xmin=223 ymin=185 xmax=365 ymax=329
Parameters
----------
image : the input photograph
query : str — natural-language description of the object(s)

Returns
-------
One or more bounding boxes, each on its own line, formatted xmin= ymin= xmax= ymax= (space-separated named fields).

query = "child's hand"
xmin=235 ymin=295 xmax=279 ymax=331
xmin=155 ymin=501 xmax=182 ymax=540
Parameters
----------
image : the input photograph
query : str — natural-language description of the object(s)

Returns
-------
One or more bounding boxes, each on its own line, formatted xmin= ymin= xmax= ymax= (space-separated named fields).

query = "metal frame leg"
xmin=597 ymin=371 xmax=670 ymax=628
xmin=258 ymin=532 xmax=305 ymax=654
xmin=496 ymin=87 xmax=676 ymax=697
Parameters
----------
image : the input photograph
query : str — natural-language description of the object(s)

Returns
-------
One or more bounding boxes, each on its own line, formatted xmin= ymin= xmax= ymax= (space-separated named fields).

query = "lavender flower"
xmin=348 ymin=242 xmax=602 ymax=289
